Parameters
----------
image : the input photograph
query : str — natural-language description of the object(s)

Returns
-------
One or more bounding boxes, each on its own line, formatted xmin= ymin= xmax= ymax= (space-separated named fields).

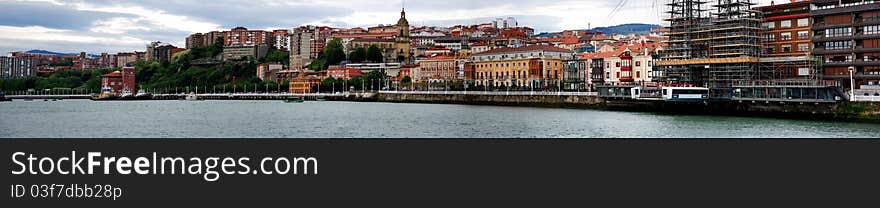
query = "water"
xmin=0 ymin=99 xmax=877 ymax=138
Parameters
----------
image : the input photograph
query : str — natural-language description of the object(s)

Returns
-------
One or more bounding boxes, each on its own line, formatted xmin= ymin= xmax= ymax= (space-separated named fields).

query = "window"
xmin=798 ymin=31 xmax=809 ymax=39
xmin=824 ymin=41 xmax=853 ymax=50
xmin=865 ymin=25 xmax=880 ymax=35
xmin=797 ymin=18 xmax=809 ymax=27
xmin=616 ymin=62 xmax=620 ymax=67
xmin=865 ymin=53 xmax=880 ymax=62
xmin=636 ymin=71 xmax=641 ymax=78
xmin=763 ymin=22 xmax=775 ymax=29
xmin=762 ymin=33 xmax=776 ymax=42
xmin=798 ymin=68 xmax=810 ymax=76
xmin=616 ymin=72 xmax=620 ymax=78
xmin=797 ymin=43 xmax=810 ymax=52
xmin=781 ymin=32 xmax=792 ymax=41
xmin=781 ymin=44 xmax=792 ymax=53
xmin=635 ymin=61 xmax=641 ymax=66
xmin=781 ymin=20 xmax=792 ymax=28
xmin=824 ymin=55 xmax=852 ymax=63
xmin=825 ymin=27 xmax=852 ymax=37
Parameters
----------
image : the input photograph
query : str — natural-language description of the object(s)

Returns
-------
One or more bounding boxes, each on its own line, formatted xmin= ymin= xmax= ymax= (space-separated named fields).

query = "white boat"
xmin=185 ymin=93 xmax=202 ymax=101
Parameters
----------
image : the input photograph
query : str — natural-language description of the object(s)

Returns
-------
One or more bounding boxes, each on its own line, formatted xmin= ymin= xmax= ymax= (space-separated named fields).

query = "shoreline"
xmin=6 ymin=92 xmax=880 ymax=123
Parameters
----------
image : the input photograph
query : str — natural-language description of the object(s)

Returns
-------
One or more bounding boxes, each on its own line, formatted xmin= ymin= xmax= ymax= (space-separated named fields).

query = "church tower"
xmin=395 ymin=7 xmax=411 ymax=64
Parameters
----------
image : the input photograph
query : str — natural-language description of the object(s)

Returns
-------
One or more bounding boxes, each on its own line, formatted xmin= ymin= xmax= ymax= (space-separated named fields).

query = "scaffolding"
xmin=660 ymin=0 xmax=709 ymax=84
xmin=658 ymin=0 xmax=762 ymax=88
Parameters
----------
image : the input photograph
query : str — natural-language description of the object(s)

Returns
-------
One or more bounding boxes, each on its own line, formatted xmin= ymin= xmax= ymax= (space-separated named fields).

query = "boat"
xmin=185 ymin=93 xmax=203 ymax=101
xmin=134 ymin=90 xmax=153 ymax=100
xmin=91 ymin=87 xmax=120 ymax=101
xmin=284 ymin=96 xmax=305 ymax=103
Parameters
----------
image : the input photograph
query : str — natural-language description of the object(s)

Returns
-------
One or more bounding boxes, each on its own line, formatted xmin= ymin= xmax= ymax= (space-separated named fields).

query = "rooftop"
xmin=474 ymin=45 xmax=572 ymax=56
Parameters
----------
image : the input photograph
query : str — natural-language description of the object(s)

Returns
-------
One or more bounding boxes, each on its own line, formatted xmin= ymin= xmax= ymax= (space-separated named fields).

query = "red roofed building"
xmin=495 ymin=29 xmax=528 ymax=47
xmin=101 ymin=66 xmax=136 ymax=95
xmin=472 ymin=45 xmax=573 ymax=88
xmin=415 ymin=54 xmax=457 ymax=82
xmin=327 ymin=67 xmax=362 ymax=80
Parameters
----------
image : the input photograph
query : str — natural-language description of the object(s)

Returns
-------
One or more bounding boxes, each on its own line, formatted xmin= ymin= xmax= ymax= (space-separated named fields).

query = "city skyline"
xmin=0 ymin=0 xmax=777 ymax=54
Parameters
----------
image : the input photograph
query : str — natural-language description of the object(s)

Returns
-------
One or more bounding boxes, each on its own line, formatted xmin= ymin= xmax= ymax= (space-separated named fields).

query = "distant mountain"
xmin=536 ymin=23 xmax=662 ymax=37
xmin=25 ymin=50 xmax=98 ymax=58
xmin=586 ymin=23 xmax=661 ymax=35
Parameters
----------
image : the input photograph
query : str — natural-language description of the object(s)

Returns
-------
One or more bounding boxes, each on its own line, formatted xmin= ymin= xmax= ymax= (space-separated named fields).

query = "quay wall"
xmin=376 ymin=93 xmax=605 ymax=108
xmin=374 ymin=93 xmax=880 ymax=122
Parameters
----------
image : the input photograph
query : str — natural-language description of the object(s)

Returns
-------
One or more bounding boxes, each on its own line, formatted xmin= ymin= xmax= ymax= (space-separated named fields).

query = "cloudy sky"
xmin=0 ymin=0 xmax=776 ymax=54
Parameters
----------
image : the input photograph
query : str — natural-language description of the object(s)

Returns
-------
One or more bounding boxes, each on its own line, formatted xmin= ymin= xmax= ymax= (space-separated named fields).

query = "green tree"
xmin=262 ymin=48 xmax=289 ymax=65
xmin=348 ymin=47 xmax=367 ymax=63
xmin=321 ymin=38 xmax=346 ymax=68
xmin=366 ymin=45 xmax=383 ymax=63
xmin=401 ymin=76 xmax=412 ymax=84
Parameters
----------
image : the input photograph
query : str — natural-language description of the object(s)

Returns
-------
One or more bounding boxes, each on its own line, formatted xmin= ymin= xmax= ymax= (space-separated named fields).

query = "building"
xmin=257 ymin=62 xmax=285 ymax=81
xmin=115 ymin=52 xmax=140 ymax=68
xmin=272 ymin=29 xmax=290 ymax=51
xmin=493 ymin=17 xmax=518 ymax=29
xmin=810 ymin=0 xmax=880 ymax=92
xmin=224 ymin=27 xmax=272 ymax=47
xmin=756 ymin=0 xmax=814 ymax=79
xmin=327 ymin=67 xmax=363 ymax=80
xmin=223 ymin=45 xmax=269 ymax=61
xmin=0 ymin=56 xmax=36 ymax=78
xmin=562 ymin=58 xmax=588 ymax=91
xmin=343 ymin=62 xmax=401 ymax=76
xmin=146 ymin=41 xmax=180 ymax=62
xmin=289 ymin=25 xmax=333 ymax=69
xmin=415 ymin=54 xmax=457 ymax=82
xmin=472 ymin=45 xmax=572 ymax=88
xmin=101 ymin=66 xmax=136 ymax=95
xmin=434 ymin=37 xmax=492 ymax=51
xmin=187 ymin=31 xmax=225 ymax=48
xmin=289 ymin=76 xmax=321 ymax=94
xmin=395 ymin=8 xmax=412 ymax=63
xmin=603 ymin=47 xmax=657 ymax=85
xmin=658 ymin=0 xmax=763 ymax=88
xmin=186 ymin=33 xmax=205 ymax=49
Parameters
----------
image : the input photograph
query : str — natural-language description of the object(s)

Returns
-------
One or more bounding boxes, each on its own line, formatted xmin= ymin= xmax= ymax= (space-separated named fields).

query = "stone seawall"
xmin=373 ymin=93 xmax=880 ymax=122
xmin=376 ymin=93 xmax=605 ymax=108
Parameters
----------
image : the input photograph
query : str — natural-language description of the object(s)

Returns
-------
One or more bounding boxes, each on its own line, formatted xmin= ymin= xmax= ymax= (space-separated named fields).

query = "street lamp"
xmin=849 ymin=66 xmax=855 ymax=101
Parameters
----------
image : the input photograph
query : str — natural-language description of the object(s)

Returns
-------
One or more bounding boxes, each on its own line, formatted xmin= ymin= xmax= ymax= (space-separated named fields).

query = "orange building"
xmin=289 ymin=77 xmax=321 ymax=94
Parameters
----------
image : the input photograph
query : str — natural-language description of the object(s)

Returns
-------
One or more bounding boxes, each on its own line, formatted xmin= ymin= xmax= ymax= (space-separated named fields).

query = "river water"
xmin=0 ymin=99 xmax=877 ymax=138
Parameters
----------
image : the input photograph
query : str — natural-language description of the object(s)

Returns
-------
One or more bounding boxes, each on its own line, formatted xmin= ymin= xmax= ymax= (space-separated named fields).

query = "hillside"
xmin=536 ymin=23 xmax=661 ymax=37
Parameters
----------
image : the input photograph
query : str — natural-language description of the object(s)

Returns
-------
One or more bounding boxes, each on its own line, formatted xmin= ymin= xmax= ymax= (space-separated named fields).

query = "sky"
xmin=0 ymin=0 xmax=777 ymax=55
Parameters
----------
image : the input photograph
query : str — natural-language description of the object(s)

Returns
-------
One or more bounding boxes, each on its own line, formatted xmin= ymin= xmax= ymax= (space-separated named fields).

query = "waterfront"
xmin=0 ymin=99 xmax=877 ymax=138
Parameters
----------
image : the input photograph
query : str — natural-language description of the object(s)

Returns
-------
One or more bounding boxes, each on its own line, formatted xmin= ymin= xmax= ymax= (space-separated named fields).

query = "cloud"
xmin=0 ymin=0 xmax=777 ymax=54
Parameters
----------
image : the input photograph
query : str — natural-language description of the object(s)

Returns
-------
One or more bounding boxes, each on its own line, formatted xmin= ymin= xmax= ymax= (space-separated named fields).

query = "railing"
xmin=853 ymin=95 xmax=880 ymax=102
xmin=379 ymin=91 xmax=599 ymax=96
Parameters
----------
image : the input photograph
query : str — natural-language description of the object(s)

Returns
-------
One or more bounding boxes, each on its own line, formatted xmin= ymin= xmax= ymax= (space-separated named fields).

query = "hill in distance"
xmin=536 ymin=23 xmax=661 ymax=37
xmin=25 ymin=49 xmax=98 ymax=58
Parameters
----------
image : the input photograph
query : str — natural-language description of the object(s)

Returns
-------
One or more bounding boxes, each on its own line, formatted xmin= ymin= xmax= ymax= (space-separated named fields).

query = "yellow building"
xmin=472 ymin=45 xmax=571 ymax=88
xmin=289 ymin=77 xmax=321 ymax=94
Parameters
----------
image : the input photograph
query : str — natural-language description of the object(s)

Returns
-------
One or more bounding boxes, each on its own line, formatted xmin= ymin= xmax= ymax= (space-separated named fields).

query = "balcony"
xmin=812 ymin=34 xmax=856 ymax=42
xmin=812 ymin=2 xmax=880 ymax=16
xmin=823 ymin=61 xmax=854 ymax=67
xmin=812 ymin=22 xmax=853 ymax=30
xmin=855 ymin=60 xmax=880 ymax=66
xmin=813 ymin=48 xmax=853 ymax=55
xmin=854 ymin=33 xmax=880 ymax=40
xmin=854 ymin=46 xmax=880 ymax=53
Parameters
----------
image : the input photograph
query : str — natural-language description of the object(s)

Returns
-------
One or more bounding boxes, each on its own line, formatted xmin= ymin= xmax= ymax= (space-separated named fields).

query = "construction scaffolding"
xmin=658 ymin=0 xmax=762 ymax=88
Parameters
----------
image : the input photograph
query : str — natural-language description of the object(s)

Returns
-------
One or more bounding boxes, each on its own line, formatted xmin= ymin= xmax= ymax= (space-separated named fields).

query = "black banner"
xmin=2 ymin=139 xmax=879 ymax=207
